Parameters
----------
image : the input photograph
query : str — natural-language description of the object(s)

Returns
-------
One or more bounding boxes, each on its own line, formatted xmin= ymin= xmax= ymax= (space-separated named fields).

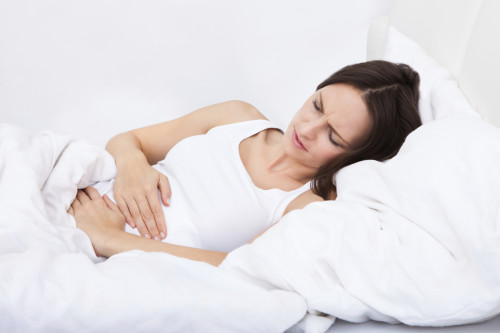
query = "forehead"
xmin=319 ymin=83 xmax=371 ymax=144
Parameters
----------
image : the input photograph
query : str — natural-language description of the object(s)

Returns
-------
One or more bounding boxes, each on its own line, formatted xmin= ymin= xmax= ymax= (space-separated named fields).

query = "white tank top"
xmin=95 ymin=119 xmax=310 ymax=252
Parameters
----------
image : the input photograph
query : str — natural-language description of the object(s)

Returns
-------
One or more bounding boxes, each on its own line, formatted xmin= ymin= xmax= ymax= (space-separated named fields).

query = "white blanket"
xmin=0 ymin=124 xmax=307 ymax=332
xmin=222 ymin=111 xmax=500 ymax=327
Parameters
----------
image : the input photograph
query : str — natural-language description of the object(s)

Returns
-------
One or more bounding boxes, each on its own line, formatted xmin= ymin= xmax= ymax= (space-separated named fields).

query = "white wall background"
xmin=0 ymin=0 xmax=392 ymax=146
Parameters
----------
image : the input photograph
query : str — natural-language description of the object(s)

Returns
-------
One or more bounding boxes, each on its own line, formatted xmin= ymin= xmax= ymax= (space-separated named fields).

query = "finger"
xmin=135 ymin=195 xmax=160 ymax=240
xmin=71 ymin=193 xmax=82 ymax=208
xmin=85 ymin=186 xmax=102 ymax=200
xmin=68 ymin=206 xmax=74 ymax=215
xmin=76 ymin=189 xmax=90 ymax=204
xmin=158 ymin=175 xmax=171 ymax=206
xmin=115 ymin=196 xmax=135 ymax=228
xmin=103 ymin=194 xmax=121 ymax=214
xmin=128 ymin=198 xmax=150 ymax=238
xmin=146 ymin=191 xmax=167 ymax=238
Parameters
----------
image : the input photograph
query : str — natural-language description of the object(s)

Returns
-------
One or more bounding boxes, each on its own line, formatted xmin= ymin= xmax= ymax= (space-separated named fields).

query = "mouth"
xmin=292 ymin=127 xmax=308 ymax=151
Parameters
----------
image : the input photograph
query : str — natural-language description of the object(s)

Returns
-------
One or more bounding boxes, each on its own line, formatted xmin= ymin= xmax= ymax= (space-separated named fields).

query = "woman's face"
xmin=284 ymin=83 xmax=372 ymax=170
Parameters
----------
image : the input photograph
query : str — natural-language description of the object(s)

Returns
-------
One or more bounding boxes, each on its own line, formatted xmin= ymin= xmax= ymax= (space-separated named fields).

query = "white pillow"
xmin=383 ymin=26 xmax=479 ymax=123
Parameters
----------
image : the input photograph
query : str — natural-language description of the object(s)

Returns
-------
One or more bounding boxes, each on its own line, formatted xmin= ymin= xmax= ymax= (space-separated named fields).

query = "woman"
xmin=69 ymin=60 xmax=422 ymax=266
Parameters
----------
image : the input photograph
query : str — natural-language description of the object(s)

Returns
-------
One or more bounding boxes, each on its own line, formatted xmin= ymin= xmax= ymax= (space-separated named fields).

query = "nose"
xmin=300 ymin=118 xmax=325 ymax=140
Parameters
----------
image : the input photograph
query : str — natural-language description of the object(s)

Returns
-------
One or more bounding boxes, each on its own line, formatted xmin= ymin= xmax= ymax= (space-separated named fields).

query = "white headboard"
xmin=367 ymin=0 xmax=500 ymax=128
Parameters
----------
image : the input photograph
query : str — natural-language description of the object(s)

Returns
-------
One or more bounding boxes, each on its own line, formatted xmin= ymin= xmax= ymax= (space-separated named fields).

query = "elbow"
xmin=104 ymin=131 xmax=131 ymax=152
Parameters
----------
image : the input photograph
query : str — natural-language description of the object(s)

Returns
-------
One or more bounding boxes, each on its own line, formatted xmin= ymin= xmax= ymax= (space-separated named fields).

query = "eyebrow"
xmin=319 ymin=91 xmax=351 ymax=147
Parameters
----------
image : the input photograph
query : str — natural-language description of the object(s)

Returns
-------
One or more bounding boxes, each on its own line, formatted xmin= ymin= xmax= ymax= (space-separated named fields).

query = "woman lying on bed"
xmin=68 ymin=60 xmax=422 ymax=266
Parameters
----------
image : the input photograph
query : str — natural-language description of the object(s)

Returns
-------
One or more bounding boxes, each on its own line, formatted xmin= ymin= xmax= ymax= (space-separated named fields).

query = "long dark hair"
xmin=311 ymin=60 xmax=422 ymax=199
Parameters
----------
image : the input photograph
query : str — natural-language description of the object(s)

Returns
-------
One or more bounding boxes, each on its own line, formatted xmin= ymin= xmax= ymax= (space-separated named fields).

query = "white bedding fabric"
xmin=222 ymin=24 xmax=500 ymax=328
xmin=382 ymin=26 xmax=478 ymax=125
xmin=221 ymin=81 xmax=500 ymax=327
xmin=223 ymin=110 xmax=500 ymax=326
xmin=0 ymin=124 xmax=308 ymax=332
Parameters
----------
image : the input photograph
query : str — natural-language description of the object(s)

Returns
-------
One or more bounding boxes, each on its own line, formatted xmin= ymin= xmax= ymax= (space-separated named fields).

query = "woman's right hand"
xmin=113 ymin=162 xmax=171 ymax=240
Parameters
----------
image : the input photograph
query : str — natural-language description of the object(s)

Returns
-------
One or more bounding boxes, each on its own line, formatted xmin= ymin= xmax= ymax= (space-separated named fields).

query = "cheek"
xmin=297 ymin=102 xmax=313 ymax=118
xmin=316 ymin=141 xmax=340 ymax=164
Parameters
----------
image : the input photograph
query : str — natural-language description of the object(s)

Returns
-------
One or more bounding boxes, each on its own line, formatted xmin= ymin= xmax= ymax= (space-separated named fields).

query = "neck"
xmin=265 ymin=142 xmax=316 ymax=184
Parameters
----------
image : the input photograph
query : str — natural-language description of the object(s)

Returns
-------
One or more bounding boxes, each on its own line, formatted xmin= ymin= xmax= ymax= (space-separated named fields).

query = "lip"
xmin=292 ymin=127 xmax=308 ymax=151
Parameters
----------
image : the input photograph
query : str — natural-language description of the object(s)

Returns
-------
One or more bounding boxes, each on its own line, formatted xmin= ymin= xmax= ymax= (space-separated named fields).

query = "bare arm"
xmin=106 ymin=100 xmax=266 ymax=165
xmin=70 ymin=187 xmax=333 ymax=266
xmin=102 ymin=230 xmax=227 ymax=266
xmin=69 ymin=187 xmax=227 ymax=266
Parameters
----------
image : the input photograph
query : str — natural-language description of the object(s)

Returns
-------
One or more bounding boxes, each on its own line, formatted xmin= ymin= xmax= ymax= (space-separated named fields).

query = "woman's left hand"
xmin=68 ymin=187 xmax=126 ymax=256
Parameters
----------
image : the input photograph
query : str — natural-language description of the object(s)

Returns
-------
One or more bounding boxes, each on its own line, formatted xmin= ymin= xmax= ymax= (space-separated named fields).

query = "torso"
xmin=96 ymin=119 xmax=316 ymax=252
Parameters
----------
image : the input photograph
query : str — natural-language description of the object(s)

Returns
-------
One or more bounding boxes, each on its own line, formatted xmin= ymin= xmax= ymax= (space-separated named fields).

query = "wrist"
xmin=106 ymin=132 xmax=151 ymax=169
xmin=115 ymin=151 xmax=150 ymax=170
xmin=97 ymin=228 xmax=124 ymax=257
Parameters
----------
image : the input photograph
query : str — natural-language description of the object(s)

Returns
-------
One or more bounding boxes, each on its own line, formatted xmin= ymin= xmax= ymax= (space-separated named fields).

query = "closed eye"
xmin=328 ymin=129 xmax=342 ymax=147
xmin=314 ymin=92 xmax=346 ymax=149
xmin=312 ymin=98 xmax=321 ymax=112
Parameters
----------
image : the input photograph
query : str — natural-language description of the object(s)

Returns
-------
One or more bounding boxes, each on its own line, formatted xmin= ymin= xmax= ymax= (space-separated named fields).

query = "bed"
xmin=1 ymin=0 xmax=499 ymax=332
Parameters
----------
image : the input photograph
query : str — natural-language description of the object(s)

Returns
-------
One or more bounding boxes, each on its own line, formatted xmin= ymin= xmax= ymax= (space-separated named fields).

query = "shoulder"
xmin=182 ymin=100 xmax=268 ymax=134
xmin=282 ymin=189 xmax=337 ymax=216
xmin=212 ymin=100 xmax=267 ymax=124
xmin=282 ymin=190 xmax=323 ymax=216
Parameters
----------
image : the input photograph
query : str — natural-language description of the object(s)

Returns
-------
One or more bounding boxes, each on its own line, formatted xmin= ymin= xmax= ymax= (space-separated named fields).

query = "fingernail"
xmin=154 ymin=236 xmax=160 ymax=241
xmin=145 ymin=234 xmax=151 ymax=239
xmin=160 ymin=232 xmax=165 ymax=238
xmin=166 ymin=198 xmax=171 ymax=206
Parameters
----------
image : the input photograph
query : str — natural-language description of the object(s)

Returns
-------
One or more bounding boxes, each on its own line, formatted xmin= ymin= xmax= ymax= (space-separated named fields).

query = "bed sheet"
xmin=328 ymin=316 xmax=500 ymax=332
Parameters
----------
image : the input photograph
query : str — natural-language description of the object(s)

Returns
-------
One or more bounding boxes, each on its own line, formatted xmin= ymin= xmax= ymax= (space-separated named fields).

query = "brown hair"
xmin=311 ymin=60 xmax=422 ymax=199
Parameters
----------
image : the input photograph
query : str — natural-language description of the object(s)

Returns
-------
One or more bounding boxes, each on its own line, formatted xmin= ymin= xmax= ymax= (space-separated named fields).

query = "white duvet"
xmin=0 ymin=124 xmax=307 ymax=333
